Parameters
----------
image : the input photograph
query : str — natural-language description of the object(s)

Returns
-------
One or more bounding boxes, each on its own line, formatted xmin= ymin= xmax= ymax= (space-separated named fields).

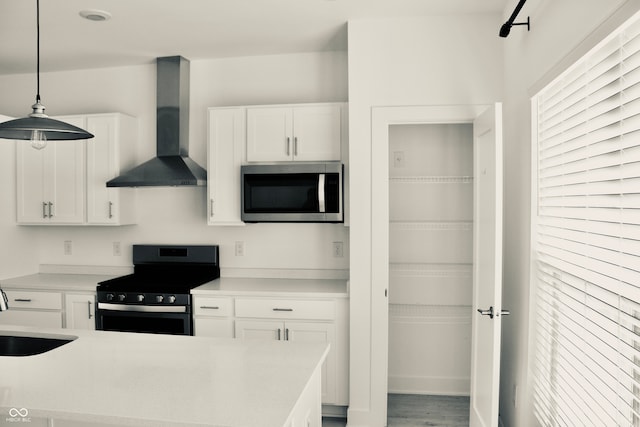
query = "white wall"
xmin=347 ymin=14 xmax=503 ymax=426
xmin=0 ymin=51 xmax=349 ymax=274
xmin=0 ymin=116 xmax=38 ymax=280
xmin=500 ymin=1 xmax=639 ymax=426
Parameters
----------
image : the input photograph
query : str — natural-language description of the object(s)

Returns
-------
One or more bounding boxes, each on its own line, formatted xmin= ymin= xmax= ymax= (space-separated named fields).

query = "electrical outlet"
xmin=332 ymin=241 xmax=344 ymax=257
xmin=64 ymin=240 xmax=72 ymax=256
xmin=235 ymin=241 xmax=244 ymax=257
xmin=113 ymin=242 xmax=121 ymax=256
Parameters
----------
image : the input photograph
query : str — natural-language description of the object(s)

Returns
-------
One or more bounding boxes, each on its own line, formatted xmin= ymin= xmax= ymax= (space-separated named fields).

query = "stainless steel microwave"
xmin=241 ymin=162 xmax=343 ymax=223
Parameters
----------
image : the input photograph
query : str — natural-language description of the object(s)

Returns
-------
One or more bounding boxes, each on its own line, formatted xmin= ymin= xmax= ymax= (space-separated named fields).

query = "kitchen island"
xmin=0 ymin=326 xmax=328 ymax=427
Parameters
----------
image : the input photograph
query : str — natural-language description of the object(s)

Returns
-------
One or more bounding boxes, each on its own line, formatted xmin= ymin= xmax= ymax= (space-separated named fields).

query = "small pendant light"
xmin=0 ymin=0 xmax=94 ymax=149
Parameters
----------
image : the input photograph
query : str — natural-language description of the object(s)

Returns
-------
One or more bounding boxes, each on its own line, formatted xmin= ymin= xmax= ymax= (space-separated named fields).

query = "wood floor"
xmin=323 ymin=394 xmax=470 ymax=427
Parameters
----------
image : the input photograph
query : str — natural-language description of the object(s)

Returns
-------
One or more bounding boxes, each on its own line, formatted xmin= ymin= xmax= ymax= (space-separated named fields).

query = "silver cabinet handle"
xmin=285 ymin=328 xmax=289 ymax=341
xmin=200 ymin=306 xmax=220 ymax=310
xmin=14 ymin=298 xmax=32 ymax=303
xmin=210 ymin=199 xmax=215 ymax=217
xmin=286 ymin=137 xmax=291 ymax=155
xmin=294 ymin=137 xmax=298 ymax=156
xmin=318 ymin=173 xmax=326 ymax=213
xmin=88 ymin=301 xmax=93 ymax=319
xmin=272 ymin=308 xmax=293 ymax=312
xmin=277 ymin=328 xmax=282 ymax=340
xmin=42 ymin=202 xmax=48 ymax=218
xmin=48 ymin=202 xmax=53 ymax=218
xmin=108 ymin=201 xmax=113 ymax=219
xmin=500 ymin=309 xmax=511 ymax=316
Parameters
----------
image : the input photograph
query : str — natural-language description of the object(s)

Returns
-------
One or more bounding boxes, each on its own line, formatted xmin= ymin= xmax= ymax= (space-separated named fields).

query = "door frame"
xmin=370 ymin=104 xmax=490 ymax=425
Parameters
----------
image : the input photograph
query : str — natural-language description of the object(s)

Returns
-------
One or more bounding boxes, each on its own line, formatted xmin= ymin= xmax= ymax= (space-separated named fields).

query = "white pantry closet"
xmin=388 ymin=123 xmax=473 ymax=396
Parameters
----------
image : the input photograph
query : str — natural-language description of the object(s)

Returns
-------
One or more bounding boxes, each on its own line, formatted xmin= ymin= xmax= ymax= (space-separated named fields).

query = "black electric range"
xmin=95 ymin=244 xmax=220 ymax=335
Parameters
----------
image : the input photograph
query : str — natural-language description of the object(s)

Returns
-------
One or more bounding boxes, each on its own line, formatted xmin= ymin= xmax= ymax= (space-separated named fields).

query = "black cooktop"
xmin=97 ymin=245 xmax=220 ymax=295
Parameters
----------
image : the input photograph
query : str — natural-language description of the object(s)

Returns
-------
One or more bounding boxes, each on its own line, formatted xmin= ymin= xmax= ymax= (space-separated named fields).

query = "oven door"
xmin=95 ymin=303 xmax=192 ymax=335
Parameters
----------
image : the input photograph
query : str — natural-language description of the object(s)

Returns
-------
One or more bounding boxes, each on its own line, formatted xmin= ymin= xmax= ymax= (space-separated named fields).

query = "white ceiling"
xmin=0 ymin=0 xmax=508 ymax=75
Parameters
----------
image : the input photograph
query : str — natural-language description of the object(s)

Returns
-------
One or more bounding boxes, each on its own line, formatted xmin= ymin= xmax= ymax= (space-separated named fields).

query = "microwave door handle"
xmin=318 ymin=173 xmax=326 ymax=213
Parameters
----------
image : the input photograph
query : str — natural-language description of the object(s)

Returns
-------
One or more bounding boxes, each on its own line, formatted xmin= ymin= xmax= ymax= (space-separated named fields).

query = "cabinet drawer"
xmin=235 ymin=298 xmax=335 ymax=320
xmin=193 ymin=296 xmax=233 ymax=316
xmin=4 ymin=290 xmax=62 ymax=310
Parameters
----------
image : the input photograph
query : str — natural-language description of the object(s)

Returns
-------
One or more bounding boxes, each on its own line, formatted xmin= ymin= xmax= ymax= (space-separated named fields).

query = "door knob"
xmin=477 ymin=306 xmax=510 ymax=319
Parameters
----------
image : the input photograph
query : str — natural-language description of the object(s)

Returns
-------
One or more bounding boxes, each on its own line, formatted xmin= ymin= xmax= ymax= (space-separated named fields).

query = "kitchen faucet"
xmin=0 ymin=288 xmax=8 ymax=311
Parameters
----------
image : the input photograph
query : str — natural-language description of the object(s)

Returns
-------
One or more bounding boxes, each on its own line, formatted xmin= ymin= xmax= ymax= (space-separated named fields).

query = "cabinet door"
xmin=246 ymin=107 xmax=293 ymax=162
xmin=235 ymin=319 xmax=283 ymax=340
xmin=64 ymin=293 xmax=96 ymax=330
xmin=292 ymin=105 xmax=342 ymax=161
xmin=16 ymin=142 xmax=48 ymax=223
xmin=208 ymin=108 xmax=246 ymax=225
xmin=286 ymin=321 xmax=336 ymax=404
xmin=86 ymin=115 xmax=119 ymax=224
xmin=195 ymin=317 xmax=234 ymax=338
xmin=18 ymin=118 xmax=88 ymax=226
xmin=48 ymin=115 xmax=86 ymax=224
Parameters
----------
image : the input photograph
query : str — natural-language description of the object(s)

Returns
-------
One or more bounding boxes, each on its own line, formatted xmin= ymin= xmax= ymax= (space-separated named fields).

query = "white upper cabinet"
xmin=84 ymin=114 xmax=137 ymax=225
xmin=16 ymin=113 xmax=138 ymax=225
xmin=207 ymin=107 xmax=246 ymax=226
xmin=246 ymin=103 xmax=343 ymax=162
xmin=16 ymin=136 xmax=85 ymax=224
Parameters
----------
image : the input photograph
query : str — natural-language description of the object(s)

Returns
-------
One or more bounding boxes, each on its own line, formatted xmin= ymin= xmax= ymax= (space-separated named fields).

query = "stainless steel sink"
xmin=0 ymin=332 xmax=77 ymax=356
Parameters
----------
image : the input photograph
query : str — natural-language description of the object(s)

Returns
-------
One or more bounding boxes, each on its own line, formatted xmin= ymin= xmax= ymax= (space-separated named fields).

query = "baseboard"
xmin=388 ymin=375 xmax=470 ymax=396
xmin=322 ymin=405 xmax=348 ymax=418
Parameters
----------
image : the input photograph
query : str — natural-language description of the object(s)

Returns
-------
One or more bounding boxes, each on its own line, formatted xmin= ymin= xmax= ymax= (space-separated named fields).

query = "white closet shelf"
xmin=389 ymin=221 xmax=472 ymax=230
xmin=389 ymin=176 xmax=473 ymax=184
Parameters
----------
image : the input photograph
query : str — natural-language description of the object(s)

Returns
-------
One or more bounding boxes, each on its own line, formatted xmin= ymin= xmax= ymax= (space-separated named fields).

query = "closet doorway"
xmin=387 ymin=122 xmax=473 ymax=424
xmin=370 ymin=105 xmax=504 ymax=427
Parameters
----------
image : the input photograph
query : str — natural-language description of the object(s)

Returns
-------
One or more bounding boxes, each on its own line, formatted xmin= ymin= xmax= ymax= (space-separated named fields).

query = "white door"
xmin=469 ymin=103 xmax=504 ymax=427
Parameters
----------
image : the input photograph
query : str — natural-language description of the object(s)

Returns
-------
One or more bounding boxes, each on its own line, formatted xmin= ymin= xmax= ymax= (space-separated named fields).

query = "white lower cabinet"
xmin=64 ymin=293 xmax=96 ymax=330
xmin=0 ymin=289 xmax=63 ymax=328
xmin=0 ymin=288 xmax=97 ymax=330
xmin=234 ymin=297 xmax=343 ymax=406
xmin=193 ymin=296 xmax=234 ymax=338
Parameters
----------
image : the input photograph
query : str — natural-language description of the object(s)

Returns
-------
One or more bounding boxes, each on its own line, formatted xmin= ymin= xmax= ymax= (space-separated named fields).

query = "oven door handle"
xmin=97 ymin=303 xmax=187 ymax=313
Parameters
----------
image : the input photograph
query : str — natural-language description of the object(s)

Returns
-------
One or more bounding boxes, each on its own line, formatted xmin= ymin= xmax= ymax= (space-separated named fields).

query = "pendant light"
xmin=0 ymin=0 xmax=94 ymax=149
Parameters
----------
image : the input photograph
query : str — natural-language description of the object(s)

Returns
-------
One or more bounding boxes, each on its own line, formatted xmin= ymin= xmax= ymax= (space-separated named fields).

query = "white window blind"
xmin=533 ymin=11 xmax=640 ymax=427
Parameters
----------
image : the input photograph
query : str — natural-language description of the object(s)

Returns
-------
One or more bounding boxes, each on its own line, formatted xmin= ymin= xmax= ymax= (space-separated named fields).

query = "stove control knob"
xmin=136 ymin=294 xmax=145 ymax=303
xmin=155 ymin=295 xmax=164 ymax=303
xmin=118 ymin=294 xmax=126 ymax=302
xmin=168 ymin=295 xmax=176 ymax=304
xmin=106 ymin=293 xmax=115 ymax=302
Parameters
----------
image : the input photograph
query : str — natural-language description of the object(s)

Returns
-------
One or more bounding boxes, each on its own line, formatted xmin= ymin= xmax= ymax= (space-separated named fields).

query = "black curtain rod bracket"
xmin=499 ymin=0 xmax=530 ymax=38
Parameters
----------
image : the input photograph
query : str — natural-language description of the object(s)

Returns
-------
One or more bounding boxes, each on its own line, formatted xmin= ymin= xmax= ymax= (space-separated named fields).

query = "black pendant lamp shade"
xmin=0 ymin=0 xmax=94 ymax=146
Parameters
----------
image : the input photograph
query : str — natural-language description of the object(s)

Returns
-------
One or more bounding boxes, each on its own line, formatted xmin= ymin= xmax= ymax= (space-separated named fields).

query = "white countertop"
xmin=0 ymin=273 xmax=115 ymax=292
xmin=0 ymin=326 xmax=328 ymax=427
xmin=192 ymin=277 xmax=348 ymax=298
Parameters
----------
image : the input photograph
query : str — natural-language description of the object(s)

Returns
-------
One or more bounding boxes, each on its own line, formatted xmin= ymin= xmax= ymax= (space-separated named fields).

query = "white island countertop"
xmin=0 ymin=326 xmax=328 ymax=427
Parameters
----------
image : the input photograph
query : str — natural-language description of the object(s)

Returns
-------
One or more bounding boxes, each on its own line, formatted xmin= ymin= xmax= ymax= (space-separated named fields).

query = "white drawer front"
xmin=235 ymin=298 xmax=335 ymax=320
xmin=5 ymin=290 xmax=62 ymax=310
xmin=193 ymin=296 xmax=233 ymax=316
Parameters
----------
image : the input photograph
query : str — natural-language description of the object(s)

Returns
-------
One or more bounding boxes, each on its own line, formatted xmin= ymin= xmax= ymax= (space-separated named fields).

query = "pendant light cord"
xmin=35 ymin=0 xmax=40 ymax=103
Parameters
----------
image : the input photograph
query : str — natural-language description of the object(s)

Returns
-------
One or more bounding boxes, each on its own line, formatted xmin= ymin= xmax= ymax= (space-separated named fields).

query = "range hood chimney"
xmin=107 ymin=56 xmax=206 ymax=187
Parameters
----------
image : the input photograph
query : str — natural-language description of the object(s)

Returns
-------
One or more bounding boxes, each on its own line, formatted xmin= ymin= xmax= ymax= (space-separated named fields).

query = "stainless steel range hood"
xmin=107 ymin=56 xmax=206 ymax=187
